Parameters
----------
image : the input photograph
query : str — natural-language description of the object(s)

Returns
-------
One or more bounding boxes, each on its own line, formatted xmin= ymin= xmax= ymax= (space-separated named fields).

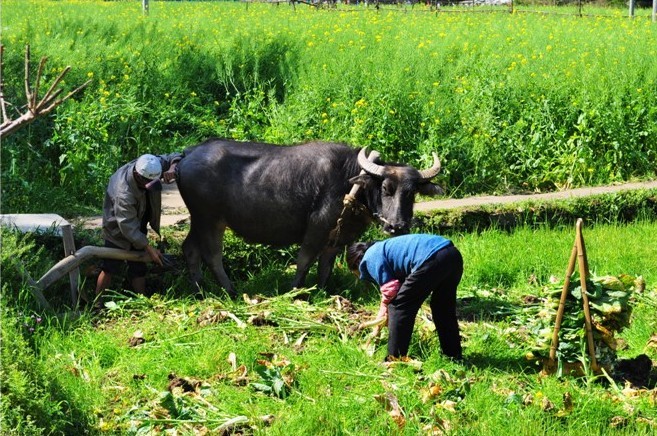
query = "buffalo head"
xmin=349 ymin=147 xmax=443 ymax=235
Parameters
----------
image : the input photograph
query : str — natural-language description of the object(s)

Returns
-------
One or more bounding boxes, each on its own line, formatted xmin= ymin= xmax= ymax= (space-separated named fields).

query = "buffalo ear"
xmin=417 ymin=182 xmax=444 ymax=197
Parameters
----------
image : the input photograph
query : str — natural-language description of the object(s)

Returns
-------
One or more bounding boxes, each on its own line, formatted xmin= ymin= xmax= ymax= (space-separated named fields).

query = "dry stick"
xmin=37 ymin=62 xmax=66 ymax=109
xmin=0 ymin=45 xmax=91 ymax=138
xmin=31 ymin=56 xmax=49 ymax=111
xmin=24 ymin=45 xmax=32 ymax=106
xmin=575 ymin=219 xmax=599 ymax=372
xmin=577 ymin=218 xmax=590 ymax=277
xmin=41 ymin=80 xmax=90 ymax=114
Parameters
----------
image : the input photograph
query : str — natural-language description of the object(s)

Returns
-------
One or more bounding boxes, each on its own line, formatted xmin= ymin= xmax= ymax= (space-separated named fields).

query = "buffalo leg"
xmin=182 ymin=229 xmax=203 ymax=288
xmin=184 ymin=220 xmax=236 ymax=296
xmin=317 ymin=246 xmax=340 ymax=288
xmin=291 ymin=244 xmax=321 ymax=289
xmin=202 ymin=225 xmax=237 ymax=296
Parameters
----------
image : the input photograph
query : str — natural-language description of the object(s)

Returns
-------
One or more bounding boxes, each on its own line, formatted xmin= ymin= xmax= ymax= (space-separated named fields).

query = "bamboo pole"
xmin=548 ymin=242 xmax=578 ymax=365
xmin=575 ymin=219 xmax=599 ymax=372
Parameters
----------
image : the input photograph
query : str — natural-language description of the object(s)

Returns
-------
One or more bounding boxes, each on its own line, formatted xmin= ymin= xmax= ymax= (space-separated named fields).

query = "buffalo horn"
xmin=418 ymin=152 xmax=442 ymax=181
xmin=358 ymin=147 xmax=385 ymax=177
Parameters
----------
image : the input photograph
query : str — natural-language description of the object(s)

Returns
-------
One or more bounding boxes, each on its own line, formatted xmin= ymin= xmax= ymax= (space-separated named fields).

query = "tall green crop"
xmin=2 ymin=1 xmax=655 ymax=214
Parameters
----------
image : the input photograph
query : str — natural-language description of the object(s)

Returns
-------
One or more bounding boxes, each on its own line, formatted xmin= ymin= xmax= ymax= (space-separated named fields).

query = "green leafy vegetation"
xmin=1 ymin=1 xmax=656 ymax=214
xmin=417 ymin=188 xmax=657 ymax=234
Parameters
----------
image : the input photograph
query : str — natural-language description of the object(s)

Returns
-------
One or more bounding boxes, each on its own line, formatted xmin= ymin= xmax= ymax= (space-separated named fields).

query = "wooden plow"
xmin=35 ymin=246 xmax=152 ymax=311
xmin=1 ymin=214 xmax=152 ymax=312
xmin=543 ymin=218 xmax=601 ymax=376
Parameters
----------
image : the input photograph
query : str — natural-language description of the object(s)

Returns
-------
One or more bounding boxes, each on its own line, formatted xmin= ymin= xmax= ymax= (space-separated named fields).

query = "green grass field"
xmin=2 ymin=221 xmax=656 ymax=434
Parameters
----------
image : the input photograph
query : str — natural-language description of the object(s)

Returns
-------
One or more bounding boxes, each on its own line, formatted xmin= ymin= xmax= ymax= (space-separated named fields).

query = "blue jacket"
xmin=359 ymin=234 xmax=452 ymax=286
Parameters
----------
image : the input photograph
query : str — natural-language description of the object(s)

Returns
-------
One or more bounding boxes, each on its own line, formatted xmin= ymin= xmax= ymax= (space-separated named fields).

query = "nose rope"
xmin=373 ymin=213 xmax=406 ymax=230
xmin=372 ymin=213 xmax=389 ymax=225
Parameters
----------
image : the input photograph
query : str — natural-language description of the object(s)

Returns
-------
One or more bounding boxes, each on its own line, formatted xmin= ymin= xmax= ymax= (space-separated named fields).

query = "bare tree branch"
xmin=0 ymin=44 xmax=91 ymax=139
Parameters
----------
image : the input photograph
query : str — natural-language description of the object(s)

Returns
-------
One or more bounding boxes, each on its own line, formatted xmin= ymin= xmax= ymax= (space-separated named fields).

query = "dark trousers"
xmin=100 ymin=240 xmax=147 ymax=279
xmin=387 ymin=245 xmax=463 ymax=359
xmin=100 ymin=208 xmax=150 ymax=279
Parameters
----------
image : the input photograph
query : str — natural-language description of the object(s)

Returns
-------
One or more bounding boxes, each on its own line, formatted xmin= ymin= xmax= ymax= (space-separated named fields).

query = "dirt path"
xmin=414 ymin=180 xmax=657 ymax=212
xmin=76 ymin=180 xmax=657 ymax=229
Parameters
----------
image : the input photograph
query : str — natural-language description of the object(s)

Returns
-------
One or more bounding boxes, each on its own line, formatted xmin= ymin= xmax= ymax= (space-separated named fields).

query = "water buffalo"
xmin=176 ymin=138 xmax=443 ymax=295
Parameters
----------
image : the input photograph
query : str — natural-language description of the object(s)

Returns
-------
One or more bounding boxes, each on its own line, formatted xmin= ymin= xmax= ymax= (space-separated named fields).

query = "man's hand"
xmin=357 ymin=301 xmax=388 ymax=332
xmin=145 ymin=244 xmax=164 ymax=267
xmin=162 ymin=162 xmax=177 ymax=184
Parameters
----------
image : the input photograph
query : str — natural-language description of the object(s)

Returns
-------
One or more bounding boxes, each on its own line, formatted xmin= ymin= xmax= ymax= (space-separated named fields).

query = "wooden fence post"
xmin=60 ymin=224 xmax=80 ymax=308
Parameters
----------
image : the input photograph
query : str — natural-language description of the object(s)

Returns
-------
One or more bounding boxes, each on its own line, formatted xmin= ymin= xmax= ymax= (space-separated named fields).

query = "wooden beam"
xmin=36 ymin=246 xmax=151 ymax=291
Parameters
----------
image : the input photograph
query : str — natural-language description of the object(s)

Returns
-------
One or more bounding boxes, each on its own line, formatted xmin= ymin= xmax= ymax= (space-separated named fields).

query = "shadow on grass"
xmin=151 ymin=250 xmax=378 ymax=304
xmin=465 ymin=351 xmax=539 ymax=373
xmin=457 ymin=295 xmax=524 ymax=322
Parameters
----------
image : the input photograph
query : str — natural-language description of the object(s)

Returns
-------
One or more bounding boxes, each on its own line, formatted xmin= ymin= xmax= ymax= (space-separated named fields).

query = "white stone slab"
xmin=0 ymin=214 xmax=71 ymax=236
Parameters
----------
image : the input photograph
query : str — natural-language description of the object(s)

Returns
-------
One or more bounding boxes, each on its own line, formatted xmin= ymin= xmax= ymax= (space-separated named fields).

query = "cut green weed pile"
xmin=526 ymin=273 xmax=646 ymax=374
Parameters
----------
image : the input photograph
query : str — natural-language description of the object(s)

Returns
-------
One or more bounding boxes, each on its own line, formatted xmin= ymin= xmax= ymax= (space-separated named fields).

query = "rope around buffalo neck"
xmin=327 ymin=193 xmax=372 ymax=248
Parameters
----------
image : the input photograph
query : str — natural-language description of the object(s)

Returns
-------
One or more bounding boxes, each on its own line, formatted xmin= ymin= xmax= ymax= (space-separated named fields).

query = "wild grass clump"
xmin=0 ymin=305 xmax=95 ymax=435
xmin=1 ymin=1 xmax=656 ymax=214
